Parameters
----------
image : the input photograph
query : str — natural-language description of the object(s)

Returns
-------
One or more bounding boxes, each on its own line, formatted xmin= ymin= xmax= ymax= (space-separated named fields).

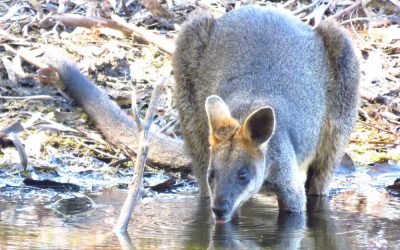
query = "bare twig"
xmin=115 ymin=77 xmax=166 ymax=233
xmin=42 ymin=14 xmax=175 ymax=54
xmin=357 ymin=107 xmax=371 ymax=121
xmin=8 ymin=133 xmax=28 ymax=170
xmin=0 ymin=123 xmax=27 ymax=170
xmin=116 ymin=231 xmax=134 ymax=250
xmin=0 ymin=122 xmax=24 ymax=139
xmin=323 ymin=0 xmax=362 ymax=22
xmin=138 ymin=0 xmax=171 ymax=18
xmin=293 ymin=0 xmax=320 ymax=15
xmin=357 ymin=119 xmax=396 ymax=135
xmin=3 ymin=44 xmax=47 ymax=69
xmin=359 ymin=89 xmax=390 ymax=105
xmin=282 ymin=0 xmax=297 ymax=9
xmin=130 ymin=88 xmax=142 ymax=131
xmin=111 ymin=14 xmax=175 ymax=54
xmin=350 ymin=139 xmax=399 ymax=146
xmin=0 ymin=95 xmax=63 ymax=102
xmin=121 ymin=0 xmax=131 ymax=17
xmin=47 ymin=15 xmax=133 ymax=36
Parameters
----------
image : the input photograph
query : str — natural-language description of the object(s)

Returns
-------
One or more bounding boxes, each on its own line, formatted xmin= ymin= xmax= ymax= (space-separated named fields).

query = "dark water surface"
xmin=0 ymin=168 xmax=399 ymax=250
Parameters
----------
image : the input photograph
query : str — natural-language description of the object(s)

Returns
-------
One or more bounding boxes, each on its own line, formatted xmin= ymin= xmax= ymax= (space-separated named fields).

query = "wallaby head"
xmin=205 ymin=95 xmax=275 ymax=222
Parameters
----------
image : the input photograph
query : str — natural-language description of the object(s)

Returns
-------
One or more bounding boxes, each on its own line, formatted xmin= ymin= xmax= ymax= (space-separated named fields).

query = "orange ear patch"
xmin=209 ymin=117 xmax=240 ymax=147
xmin=234 ymin=129 xmax=263 ymax=159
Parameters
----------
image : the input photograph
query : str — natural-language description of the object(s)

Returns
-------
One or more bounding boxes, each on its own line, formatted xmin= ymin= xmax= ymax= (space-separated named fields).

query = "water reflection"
xmin=201 ymin=196 xmax=348 ymax=250
xmin=0 ymin=183 xmax=399 ymax=249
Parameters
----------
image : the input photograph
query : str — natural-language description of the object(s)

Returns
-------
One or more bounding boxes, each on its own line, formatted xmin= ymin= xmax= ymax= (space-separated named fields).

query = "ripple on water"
xmin=0 ymin=165 xmax=399 ymax=249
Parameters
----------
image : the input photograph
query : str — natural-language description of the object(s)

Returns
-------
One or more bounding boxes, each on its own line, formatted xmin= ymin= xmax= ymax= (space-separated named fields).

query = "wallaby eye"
xmin=238 ymin=168 xmax=249 ymax=182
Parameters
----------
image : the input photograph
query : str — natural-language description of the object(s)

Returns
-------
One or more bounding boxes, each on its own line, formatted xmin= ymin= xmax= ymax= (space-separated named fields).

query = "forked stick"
xmin=115 ymin=77 xmax=166 ymax=233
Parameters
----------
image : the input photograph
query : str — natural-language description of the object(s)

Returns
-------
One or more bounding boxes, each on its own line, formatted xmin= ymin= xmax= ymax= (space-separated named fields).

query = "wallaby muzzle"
xmin=211 ymin=198 xmax=231 ymax=220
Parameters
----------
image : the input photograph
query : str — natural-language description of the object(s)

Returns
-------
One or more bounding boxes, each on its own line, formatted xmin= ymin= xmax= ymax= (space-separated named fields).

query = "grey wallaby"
xmin=173 ymin=6 xmax=359 ymax=222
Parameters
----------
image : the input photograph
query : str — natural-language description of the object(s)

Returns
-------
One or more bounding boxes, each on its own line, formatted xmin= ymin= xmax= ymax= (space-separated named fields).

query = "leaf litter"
xmin=0 ymin=0 xmax=399 ymax=202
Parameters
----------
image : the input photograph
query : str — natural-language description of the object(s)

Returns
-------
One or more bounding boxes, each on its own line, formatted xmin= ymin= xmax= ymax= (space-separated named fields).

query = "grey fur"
xmin=173 ymin=6 xmax=359 ymax=219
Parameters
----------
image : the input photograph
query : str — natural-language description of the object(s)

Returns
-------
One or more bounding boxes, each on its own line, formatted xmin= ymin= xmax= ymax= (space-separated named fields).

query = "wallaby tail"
xmin=306 ymin=21 xmax=360 ymax=195
xmin=44 ymin=49 xmax=191 ymax=169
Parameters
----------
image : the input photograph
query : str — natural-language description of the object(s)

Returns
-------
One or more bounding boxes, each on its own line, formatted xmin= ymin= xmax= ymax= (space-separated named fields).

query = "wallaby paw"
xmin=276 ymin=188 xmax=306 ymax=212
xmin=278 ymin=204 xmax=306 ymax=213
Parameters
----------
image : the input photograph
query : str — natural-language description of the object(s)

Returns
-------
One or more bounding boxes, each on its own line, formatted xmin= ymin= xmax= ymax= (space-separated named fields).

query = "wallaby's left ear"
xmin=242 ymin=107 xmax=275 ymax=146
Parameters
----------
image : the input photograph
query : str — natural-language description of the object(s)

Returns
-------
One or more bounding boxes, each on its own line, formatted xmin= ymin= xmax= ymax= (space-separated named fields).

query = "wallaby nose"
xmin=212 ymin=200 xmax=230 ymax=218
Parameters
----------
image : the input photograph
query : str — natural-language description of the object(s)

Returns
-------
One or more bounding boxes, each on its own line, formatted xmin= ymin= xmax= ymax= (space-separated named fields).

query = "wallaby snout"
xmin=212 ymin=199 xmax=231 ymax=220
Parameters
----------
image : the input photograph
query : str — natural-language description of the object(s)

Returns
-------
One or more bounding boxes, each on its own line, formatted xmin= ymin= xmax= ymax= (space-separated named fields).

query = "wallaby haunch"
xmin=173 ymin=6 xmax=359 ymax=222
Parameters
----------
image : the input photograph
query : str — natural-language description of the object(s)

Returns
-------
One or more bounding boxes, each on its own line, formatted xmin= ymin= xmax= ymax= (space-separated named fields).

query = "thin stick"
xmin=323 ymin=0 xmax=362 ymax=22
xmin=114 ymin=77 xmax=166 ymax=233
xmin=43 ymin=14 xmax=175 ymax=55
xmin=356 ymin=119 xmax=395 ymax=135
xmin=0 ymin=94 xmax=62 ymax=101
xmin=283 ymin=0 xmax=297 ymax=8
xmin=111 ymin=14 xmax=175 ymax=55
xmin=138 ymin=0 xmax=171 ymax=18
xmin=293 ymin=0 xmax=320 ymax=15
xmin=47 ymin=15 xmax=133 ymax=37
xmin=130 ymin=88 xmax=142 ymax=131
xmin=9 ymin=133 xmax=28 ymax=170
xmin=350 ymin=139 xmax=399 ymax=146
xmin=2 ymin=44 xmax=47 ymax=69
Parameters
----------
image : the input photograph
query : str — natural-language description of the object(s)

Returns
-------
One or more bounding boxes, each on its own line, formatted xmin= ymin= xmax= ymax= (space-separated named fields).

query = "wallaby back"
xmin=173 ymin=6 xmax=359 ymax=221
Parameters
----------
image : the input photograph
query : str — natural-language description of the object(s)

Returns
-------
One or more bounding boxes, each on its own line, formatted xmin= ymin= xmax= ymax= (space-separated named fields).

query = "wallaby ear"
xmin=205 ymin=95 xmax=231 ymax=124
xmin=205 ymin=95 xmax=239 ymax=144
xmin=242 ymin=107 xmax=275 ymax=146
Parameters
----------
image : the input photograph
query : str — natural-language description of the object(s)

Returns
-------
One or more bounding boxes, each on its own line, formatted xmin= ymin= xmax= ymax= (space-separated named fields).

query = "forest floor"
xmin=0 ymin=0 xmax=399 ymax=191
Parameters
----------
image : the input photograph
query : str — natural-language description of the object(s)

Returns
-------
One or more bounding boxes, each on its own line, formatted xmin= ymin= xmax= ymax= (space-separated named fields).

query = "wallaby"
xmin=173 ymin=6 xmax=359 ymax=222
xmin=42 ymin=51 xmax=191 ymax=170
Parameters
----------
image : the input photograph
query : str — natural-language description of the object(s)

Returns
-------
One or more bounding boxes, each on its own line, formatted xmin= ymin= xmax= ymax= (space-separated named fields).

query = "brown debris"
xmin=0 ymin=0 xmax=399 ymax=184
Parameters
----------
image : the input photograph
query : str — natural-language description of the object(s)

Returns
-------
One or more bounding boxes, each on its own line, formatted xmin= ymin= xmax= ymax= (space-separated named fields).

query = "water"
xmin=0 ymin=169 xmax=399 ymax=250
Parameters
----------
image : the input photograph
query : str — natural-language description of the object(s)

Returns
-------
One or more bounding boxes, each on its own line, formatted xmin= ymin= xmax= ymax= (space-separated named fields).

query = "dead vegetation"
xmin=0 ymin=0 xmax=399 ymax=189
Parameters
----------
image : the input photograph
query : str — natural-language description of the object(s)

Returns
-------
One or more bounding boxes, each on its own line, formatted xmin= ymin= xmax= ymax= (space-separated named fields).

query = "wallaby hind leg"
xmin=306 ymin=21 xmax=359 ymax=195
xmin=173 ymin=12 xmax=215 ymax=197
xmin=305 ymin=121 xmax=347 ymax=195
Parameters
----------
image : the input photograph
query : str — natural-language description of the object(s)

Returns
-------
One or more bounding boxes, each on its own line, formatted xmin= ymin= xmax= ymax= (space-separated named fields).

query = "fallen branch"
xmin=359 ymin=88 xmax=390 ymax=105
xmin=323 ymin=0 xmax=362 ymax=22
xmin=43 ymin=14 xmax=175 ymax=55
xmin=0 ymin=122 xmax=24 ymax=139
xmin=357 ymin=119 xmax=396 ymax=135
xmin=293 ymin=0 xmax=321 ymax=15
xmin=130 ymin=88 xmax=142 ymax=131
xmin=138 ymin=0 xmax=171 ymax=18
xmin=115 ymin=77 xmax=166 ymax=233
xmin=3 ymin=44 xmax=47 ymax=69
xmin=1 ymin=123 xmax=27 ymax=170
xmin=23 ymin=178 xmax=80 ymax=192
xmin=111 ymin=14 xmax=175 ymax=54
xmin=0 ymin=94 xmax=63 ymax=102
xmin=350 ymin=139 xmax=399 ymax=146
xmin=46 ymin=15 xmax=133 ymax=36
